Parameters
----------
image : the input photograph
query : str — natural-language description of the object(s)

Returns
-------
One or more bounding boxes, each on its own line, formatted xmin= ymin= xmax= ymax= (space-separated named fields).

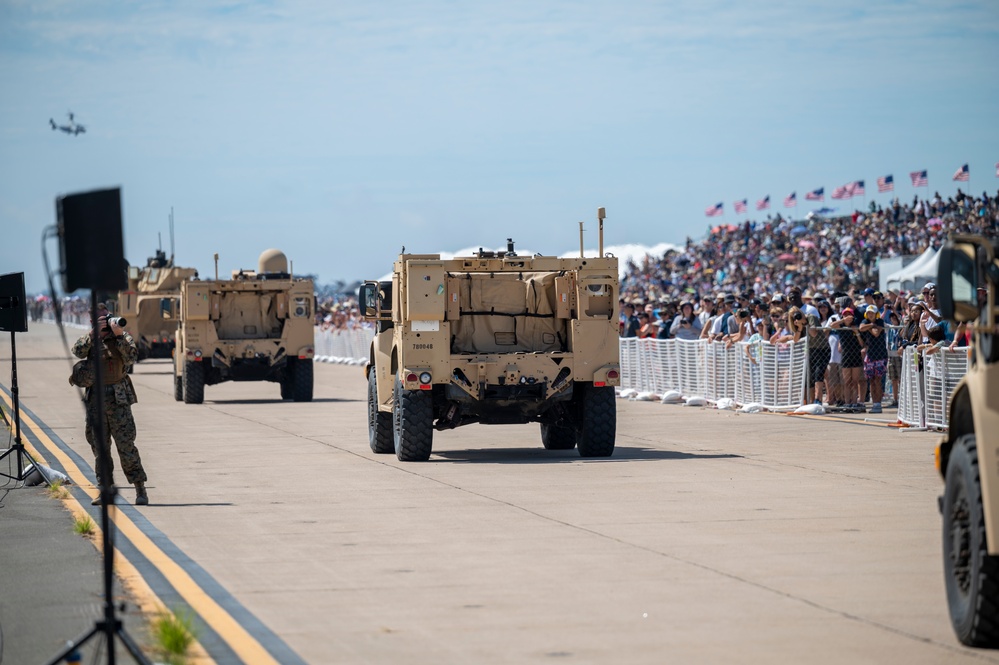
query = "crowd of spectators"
xmin=315 ymin=295 xmax=367 ymax=331
xmin=619 ymin=189 xmax=999 ymax=412
xmin=620 ymin=189 xmax=999 ymax=307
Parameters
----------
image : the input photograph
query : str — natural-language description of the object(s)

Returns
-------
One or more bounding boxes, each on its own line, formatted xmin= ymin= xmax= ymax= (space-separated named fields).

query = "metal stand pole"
xmin=0 ymin=330 xmax=47 ymax=483
xmin=45 ymin=293 xmax=151 ymax=665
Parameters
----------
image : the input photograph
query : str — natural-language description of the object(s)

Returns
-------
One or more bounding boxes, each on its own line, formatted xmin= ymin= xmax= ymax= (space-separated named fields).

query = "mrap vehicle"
xmin=116 ymin=248 xmax=197 ymax=361
xmin=360 ymin=208 xmax=620 ymax=462
xmin=174 ymin=249 xmax=315 ymax=404
xmin=935 ymin=234 xmax=999 ymax=647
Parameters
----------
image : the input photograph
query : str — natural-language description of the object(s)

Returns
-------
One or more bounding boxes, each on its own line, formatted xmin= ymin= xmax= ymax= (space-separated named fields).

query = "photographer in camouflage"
xmin=71 ymin=304 xmax=148 ymax=506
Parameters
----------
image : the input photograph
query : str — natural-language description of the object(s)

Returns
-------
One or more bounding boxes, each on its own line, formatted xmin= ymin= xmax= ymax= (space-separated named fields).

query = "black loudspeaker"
xmin=56 ymin=187 xmax=127 ymax=293
xmin=0 ymin=272 xmax=28 ymax=333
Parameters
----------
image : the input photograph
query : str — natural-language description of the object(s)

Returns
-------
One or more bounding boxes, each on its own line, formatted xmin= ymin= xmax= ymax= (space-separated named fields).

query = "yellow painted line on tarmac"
xmin=1 ymin=391 xmax=279 ymax=665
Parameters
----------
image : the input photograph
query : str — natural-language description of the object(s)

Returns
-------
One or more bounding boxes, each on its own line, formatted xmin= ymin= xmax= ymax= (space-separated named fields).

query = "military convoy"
xmin=359 ymin=209 xmax=620 ymax=461
xmin=174 ymin=249 xmax=315 ymax=404
xmin=935 ymin=234 xmax=999 ymax=647
xmin=116 ymin=249 xmax=197 ymax=361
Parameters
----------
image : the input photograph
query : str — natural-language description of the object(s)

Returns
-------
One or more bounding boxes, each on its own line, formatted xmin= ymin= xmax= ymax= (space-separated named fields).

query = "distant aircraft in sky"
xmin=49 ymin=111 xmax=85 ymax=135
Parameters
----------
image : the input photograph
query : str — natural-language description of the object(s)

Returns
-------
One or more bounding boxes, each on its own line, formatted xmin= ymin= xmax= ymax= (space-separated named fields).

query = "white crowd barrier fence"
xmin=896 ymin=345 xmax=969 ymax=430
xmin=619 ymin=337 xmax=809 ymax=411
xmin=314 ymin=325 xmax=375 ymax=364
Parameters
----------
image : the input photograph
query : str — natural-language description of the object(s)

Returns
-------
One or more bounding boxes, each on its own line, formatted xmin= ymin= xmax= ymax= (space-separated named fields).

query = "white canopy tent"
xmin=884 ymin=246 xmax=939 ymax=292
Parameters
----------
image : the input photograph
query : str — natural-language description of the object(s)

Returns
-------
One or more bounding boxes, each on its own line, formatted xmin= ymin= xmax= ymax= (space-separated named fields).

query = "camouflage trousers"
xmin=85 ymin=396 xmax=146 ymax=485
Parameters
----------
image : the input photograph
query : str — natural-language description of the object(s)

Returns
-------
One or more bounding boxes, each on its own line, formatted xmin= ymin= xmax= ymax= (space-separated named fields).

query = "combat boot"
xmin=134 ymin=481 xmax=148 ymax=506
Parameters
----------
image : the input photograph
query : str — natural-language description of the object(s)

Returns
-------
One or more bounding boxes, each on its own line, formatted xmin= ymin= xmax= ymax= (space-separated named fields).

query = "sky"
xmin=1 ymin=1 xmax=997 ymax=295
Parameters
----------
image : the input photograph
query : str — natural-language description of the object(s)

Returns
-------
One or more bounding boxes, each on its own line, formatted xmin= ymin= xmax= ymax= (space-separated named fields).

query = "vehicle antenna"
xmin=598 ymin=207 xmax=606 ymax=257
xmin=169 ymin=207 xmax=175 ymax=265
xmin=579 ymin=222 xmax=585 ymax=258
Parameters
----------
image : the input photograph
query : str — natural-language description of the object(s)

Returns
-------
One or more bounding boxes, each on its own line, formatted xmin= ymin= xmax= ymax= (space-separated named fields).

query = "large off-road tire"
xmin=280 ymin=360 xmax=293 ymax=400
xmin=943 ymin=433 xmax=999 ymax=647
xmin=293 ymin=359 xmax=314 ymax=402
xmin=576 ymin=385 xmax=616 ymax=458
xmin=393 ymin=377 xmax=433 ymax=461
xmin=183 ymin=360 xmax=205 ymax=404
xmin=541 ymin=422 xmax=576 ymax=450
xmin=368 ymin=370 xmax=394 ymax=454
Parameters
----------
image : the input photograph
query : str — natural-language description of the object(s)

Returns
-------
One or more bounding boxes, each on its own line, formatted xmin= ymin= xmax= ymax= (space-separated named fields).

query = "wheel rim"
xmin=948 ymin=483 xmax=973 ymax=596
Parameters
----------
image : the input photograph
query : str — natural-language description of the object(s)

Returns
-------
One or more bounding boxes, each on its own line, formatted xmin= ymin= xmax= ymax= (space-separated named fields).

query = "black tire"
xmin=393 ymin=376 xmax=433 ymax=461
xmin=174 ymin=375 xmax=183 ymax=402
xmin=280 ymin=360 xmax=294 ymax=400
xmin=943 ymin=433 xmax=999 ymax=647
xmin=292 ymin=359 xmax=314 ymax=402
xmin=541 ymin=422 xmax=576 ymax=450
xmin=368 ymin=370 xmax=394 ymax=454
xmin=576 ymin=385 xmax=616 ymax=458
xmin=183 ymin=360 xmax=205 ymax=404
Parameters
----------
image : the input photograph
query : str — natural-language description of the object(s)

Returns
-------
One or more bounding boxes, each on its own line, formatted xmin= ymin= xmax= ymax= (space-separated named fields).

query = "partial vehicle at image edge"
xmin=935 ymin=234 xmax=999 ymax=648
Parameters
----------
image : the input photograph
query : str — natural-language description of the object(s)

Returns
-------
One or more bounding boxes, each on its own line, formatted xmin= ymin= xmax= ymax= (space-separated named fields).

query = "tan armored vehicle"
xmin=117 ymin=249 xmax=197 ymax=360
xmin=360 ymin=209 xmax=620 ymax=462
xmin=936 ymin=234 xmax=999 ymax=647
xmin=174 ymin=249 xmax=315 ymax=404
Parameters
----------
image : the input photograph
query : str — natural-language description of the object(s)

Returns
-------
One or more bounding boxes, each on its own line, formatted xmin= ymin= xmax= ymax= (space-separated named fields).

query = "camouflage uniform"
xmin=72 ymin=329 xmax=147 ymax=486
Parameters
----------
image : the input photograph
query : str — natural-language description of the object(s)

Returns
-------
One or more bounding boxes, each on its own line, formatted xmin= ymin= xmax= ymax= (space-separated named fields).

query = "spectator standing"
xmin=859 ymin=305 xmax=888 ymax=413
xmin=622 ymin=303 xmax=640 ymax=338
xmin=833 ymin=308 xmax=866 ymax=410
xmin=670 ymin=301 xmax=703 ymax=341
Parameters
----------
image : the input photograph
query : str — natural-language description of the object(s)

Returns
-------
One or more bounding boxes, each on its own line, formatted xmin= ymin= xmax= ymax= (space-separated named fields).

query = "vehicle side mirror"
xmin=937 ymin=243 xmax=978 ymax=323
xmin=359 ymin=282 xmax=379 ymax=319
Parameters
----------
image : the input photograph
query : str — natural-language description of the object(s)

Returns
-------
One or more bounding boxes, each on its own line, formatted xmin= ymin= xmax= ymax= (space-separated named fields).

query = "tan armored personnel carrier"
xmin=360 ymin=208 xmax=620 ymax=462
xmin=935 ymin=234 xmax=999 ymax=647
xmin=174 ymin=249 xmax=315 ymax=404
xmin=117 ymin=249 xmax=197 ymax=361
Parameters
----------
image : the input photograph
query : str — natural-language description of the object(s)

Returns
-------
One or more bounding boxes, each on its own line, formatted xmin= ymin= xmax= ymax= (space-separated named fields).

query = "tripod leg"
xmin=117 ymin=625 xmax=155 ymax=665
xmin=43 ymin=625 xmax=100 ymax=665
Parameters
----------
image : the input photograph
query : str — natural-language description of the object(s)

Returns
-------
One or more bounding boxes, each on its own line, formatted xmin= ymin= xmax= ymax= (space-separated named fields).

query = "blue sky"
xmin=1 ymin=1 xmax=997 ymax=294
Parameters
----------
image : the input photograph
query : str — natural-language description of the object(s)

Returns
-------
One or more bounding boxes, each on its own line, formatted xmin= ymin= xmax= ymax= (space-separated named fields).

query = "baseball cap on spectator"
xmin=771 ymin=294 xmax=785 ymax=304
xmin=842 ymin=307 xmax=855 ymax=318
xmin=802 ymin=291 xmax=814 ymax=301
xmin=922 ymin=282 xmax=935 ymax=291
xmin=751 ymin=297 xmax=763 ymax=307
xmin=873 ymin=291 xmax=884 ymax=299
xmin=723 ymin=294 xmax=736 ymax=304
xmin=865 ymin=305 xmax=878 ymax=317
xmin=862 ymin=287 xmax=875 ymax=296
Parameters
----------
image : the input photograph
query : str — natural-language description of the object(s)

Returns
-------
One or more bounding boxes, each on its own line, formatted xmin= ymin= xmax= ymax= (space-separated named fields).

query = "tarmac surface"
xmin=1 ymin=321 xmax=998 ymax=664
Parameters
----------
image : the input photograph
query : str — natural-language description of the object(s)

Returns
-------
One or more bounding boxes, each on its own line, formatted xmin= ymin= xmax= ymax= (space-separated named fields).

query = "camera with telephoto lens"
xmin=102 ymin=316 xmax=126 ymax=333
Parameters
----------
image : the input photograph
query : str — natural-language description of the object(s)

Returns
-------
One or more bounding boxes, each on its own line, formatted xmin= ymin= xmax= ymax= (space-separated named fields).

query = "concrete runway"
xmin=1 ymin=322 xmax=996 ymax=664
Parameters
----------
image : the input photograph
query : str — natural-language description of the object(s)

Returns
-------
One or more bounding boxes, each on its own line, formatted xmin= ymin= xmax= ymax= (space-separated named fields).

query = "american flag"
xmin=849 ymin=180 xmax=865 ymax=197
xmin=831 ymin=185 xmax=851 ymax=200
xmin=783 ymin=192 xmax=797 ymax=208
xmin=756 ymin=195 xmax=770 ymax=211
xmin=705 ymin=202 xmax=723 ymax=217
xmin=910 ymin=170 xmax=928 ymax=187
xmin=953 ymin=163 xmax=970 ymax=182
xmin=877 ymin=174 xmax=894 ymax=192
xmin=734 ymin=199 xmax=747 ymax=214
xmin=805 ymin=187 xmax=824 ymax=201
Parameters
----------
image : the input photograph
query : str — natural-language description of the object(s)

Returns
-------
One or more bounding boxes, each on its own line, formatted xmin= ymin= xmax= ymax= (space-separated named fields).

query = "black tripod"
xmin=46 ymin=295 xmax=152 ymax=665
xmin=0 ymin=329 xmax=48 ymax=484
